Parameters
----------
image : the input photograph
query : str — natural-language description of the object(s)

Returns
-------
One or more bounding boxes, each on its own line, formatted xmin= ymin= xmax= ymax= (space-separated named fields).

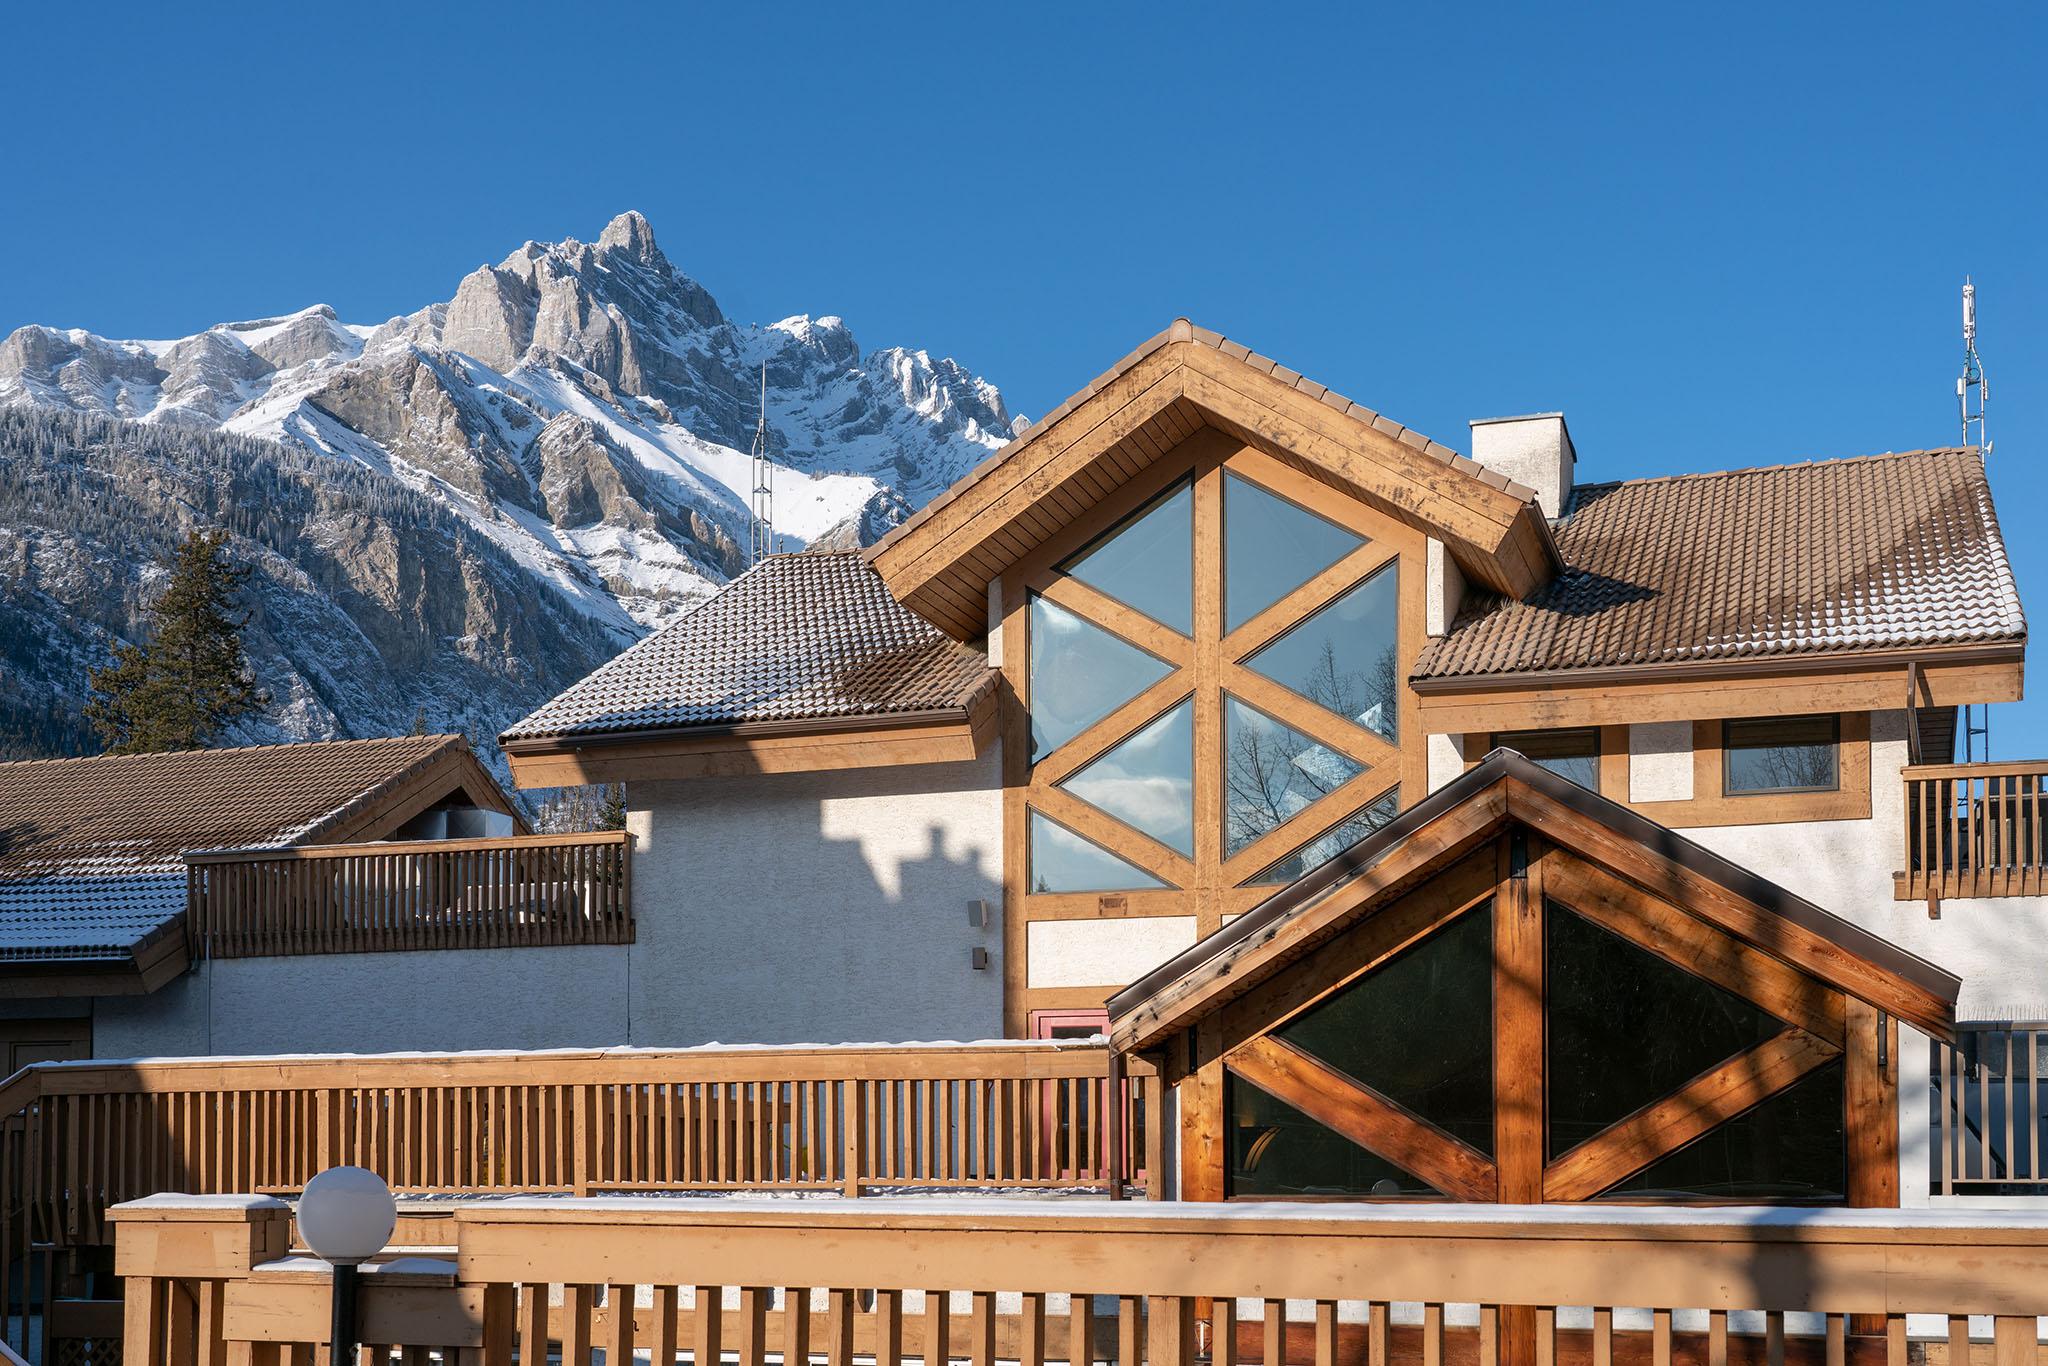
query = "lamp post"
xmin=297 ymin=1167 xmax=397 ymax=1366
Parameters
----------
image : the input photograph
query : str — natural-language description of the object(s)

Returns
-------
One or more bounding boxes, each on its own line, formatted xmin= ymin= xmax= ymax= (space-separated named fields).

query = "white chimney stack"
xmin=1469 ymin=413 xmax=1576 ymax=520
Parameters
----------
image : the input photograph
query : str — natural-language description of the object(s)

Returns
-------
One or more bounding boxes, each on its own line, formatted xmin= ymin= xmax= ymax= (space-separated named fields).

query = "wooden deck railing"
xmin=1931 ymin=1023 xmax=2048 ymax=1195
xmin=185 ymin=831 xmax=633 ymax=957
xmin=113 ymin=1195 xmax=2048 ymax=1366
xmin=1898 ymin=760 xmax=2048 ymax=907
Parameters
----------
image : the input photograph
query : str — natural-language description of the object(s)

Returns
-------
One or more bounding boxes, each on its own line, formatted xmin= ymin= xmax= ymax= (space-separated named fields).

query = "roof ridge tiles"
xmin=1568 ymin=447 xmax=1980 ymax=502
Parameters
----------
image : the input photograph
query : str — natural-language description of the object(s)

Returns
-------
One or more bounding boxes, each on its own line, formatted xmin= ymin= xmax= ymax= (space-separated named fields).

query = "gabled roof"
xmin=0 ymin=734 xmax=514 ymax=975
xmin=868 ymin=319 xmax=1563 ymax=640
xmin=1107 ymin=750 xmax=1959 ymax=1052
xmin=1417 ymin=448 xmax=2025 ymax=682
xmin=500 ymin=553 xmax=993 ymax=744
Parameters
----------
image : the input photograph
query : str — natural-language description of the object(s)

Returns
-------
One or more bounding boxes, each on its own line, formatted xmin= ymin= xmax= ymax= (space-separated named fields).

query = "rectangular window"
xmin=1724 ymin=715 xmax=1840 ymax=794
xmin=1492 ymin=728 xmax=1601 ymax=791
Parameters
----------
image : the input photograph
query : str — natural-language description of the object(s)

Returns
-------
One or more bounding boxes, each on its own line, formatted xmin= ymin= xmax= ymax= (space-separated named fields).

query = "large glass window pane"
xmin=1058 ymin=700 xmax=1195 ymax=856
xmin=1223 ymin=695 xmax=1367 ymax=857
xmin=1028 ymin=811 xmax=1169 ymax=893
xmin=1600 ymin=1061 xmax=1846 ymax=1202
xmin=1724 ymin=715 xmax=1839 ymax=794
xmin=1546 ymin=900 xmax=1784 ymax=1159
xmin=1493 ymin=728 xmax=1601 ymax=790
xmin=1276 ymin=904 xmax=1494 ymax=1154
xmin=1059 ymin=480 xmax=1194 ymax=635
xmin=1223 ymin=473 xmax=1365 ymax=633
xmin=1244 ymin=789 xmax=1402 ymax=885
xmin=1245 ymin=563 xmax=1401 ymax=742
xmin=1027 ymin=594 xmax=1172 ymax=761
xmin=1227 ymin=1075 xmax=1441 ymax=1198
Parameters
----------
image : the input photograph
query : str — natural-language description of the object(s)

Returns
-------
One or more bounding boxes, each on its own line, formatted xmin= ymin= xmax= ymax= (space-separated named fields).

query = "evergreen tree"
xmin=85 ymin=529 xmax=266 ymax=753
xmin=596 ymin=783 xmax=628 ymax=831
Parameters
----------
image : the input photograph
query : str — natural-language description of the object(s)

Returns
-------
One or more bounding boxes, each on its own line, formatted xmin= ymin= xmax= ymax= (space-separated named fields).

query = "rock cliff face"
xmin=0 ymin=211 xmax=1011 ymax=631
xmin=0 ymin=213 xmax=1014 ymax=765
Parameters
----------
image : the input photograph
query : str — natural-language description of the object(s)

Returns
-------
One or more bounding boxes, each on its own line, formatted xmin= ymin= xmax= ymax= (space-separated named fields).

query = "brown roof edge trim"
xmin=499 ymin=704 xmax=982 ymax=755
xmin=1409 ymin=640 xmax=2027 ymax=692
xmin=1107 ymin=749 xmax=1960 ymax=1039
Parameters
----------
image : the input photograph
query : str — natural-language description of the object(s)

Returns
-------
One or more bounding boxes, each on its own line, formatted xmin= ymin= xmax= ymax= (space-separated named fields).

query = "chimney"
xmin=1469 ymin=413 xmax=1576 ymax=520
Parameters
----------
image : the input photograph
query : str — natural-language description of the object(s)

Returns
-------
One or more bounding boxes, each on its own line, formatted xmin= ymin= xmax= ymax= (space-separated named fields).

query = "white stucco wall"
xmin=91 ymin=945 xmax=630 ymax=1057
xmin=1027 ymin=917 xmax=1198 ymax=989
xmin=1684 ymin=710 xmax=2048 ymax=1022
xmin=1427 ymin=733 xmax=1464 ymax=790
xmin=1628 ymin=721 xmax=1693 ymax=802
xmin=625 ymin=747 xmax=1004 ymax=1044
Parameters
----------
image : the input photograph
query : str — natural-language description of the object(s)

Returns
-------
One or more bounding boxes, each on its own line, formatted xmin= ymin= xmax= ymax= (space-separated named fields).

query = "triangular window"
xmin=1243 ymin=789 xmax=1402 ymax=885
xmin=1059 ymin=480 xmax=1194 ymax=635
xmin=1027 ymin=594 xmax=1171 ymax=761
xmin=1599 ymin=1060 xmax=1846 ymax=1201
xmin=1027 ymin=811 xmax=1169 ymax=893
xmin=1222 ymin=695 xmax=1366 ymax=857
xmin=1223 ymin=473 xmax=1365 ymax=633
xmin=1546 ymin=900 xmax=1785 ymax=1160
xmin=1228 ymin=1074 xmax=1443 ymax=1198
xmin=1057 ymin=700 xmax=1195 ymax=856
xmin=1276 ymin=903 xmax=1495 ymax=1155
xmin=1244 ymin=562 xmax=1400 ymax=742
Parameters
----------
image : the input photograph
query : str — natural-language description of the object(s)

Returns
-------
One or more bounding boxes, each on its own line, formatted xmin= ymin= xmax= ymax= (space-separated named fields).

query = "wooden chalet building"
xmin=489 ymin=319 xmax=2036 ymax=1210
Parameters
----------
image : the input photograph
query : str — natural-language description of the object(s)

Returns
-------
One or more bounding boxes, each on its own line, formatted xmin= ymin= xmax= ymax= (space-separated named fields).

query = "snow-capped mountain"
xmin=0 ymin=211 xmax=1013 ymax=632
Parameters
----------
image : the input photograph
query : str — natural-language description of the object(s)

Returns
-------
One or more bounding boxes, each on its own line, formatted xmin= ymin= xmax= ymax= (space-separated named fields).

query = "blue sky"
xmin=5 ymin=4 xmax=2044 ymax=753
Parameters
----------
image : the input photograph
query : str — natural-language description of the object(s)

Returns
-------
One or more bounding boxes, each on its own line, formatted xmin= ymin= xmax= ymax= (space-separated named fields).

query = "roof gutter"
xmin=1409 ymin=639 xmax=2025 ymax=694
xmin=499 ymin=704 xmax=982 ymax=755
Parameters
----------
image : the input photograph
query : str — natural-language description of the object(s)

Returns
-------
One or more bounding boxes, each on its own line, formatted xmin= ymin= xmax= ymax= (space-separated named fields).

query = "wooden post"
xmin=1105 ymin=1050 xmax=1126 ymax=1201
xmin=842 ymin=1083 xmax=866 ymax=1198
xmin=1495 ymin=830 xmax=1544 ymax=1366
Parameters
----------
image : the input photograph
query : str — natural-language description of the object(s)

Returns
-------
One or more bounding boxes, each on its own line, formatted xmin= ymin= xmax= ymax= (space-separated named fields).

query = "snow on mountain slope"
xmin=0 ymin=212 xmax=1013 ymax=631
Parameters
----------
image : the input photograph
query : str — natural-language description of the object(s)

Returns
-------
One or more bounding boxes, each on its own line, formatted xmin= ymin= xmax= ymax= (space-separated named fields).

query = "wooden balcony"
xmin=1897 ymin=760 xmax=2048 ymax=909
xmin=113 ymin=1194 xmax=2048 ymax=1366
xmin=184 ymin=830 xmax=633 ymax=958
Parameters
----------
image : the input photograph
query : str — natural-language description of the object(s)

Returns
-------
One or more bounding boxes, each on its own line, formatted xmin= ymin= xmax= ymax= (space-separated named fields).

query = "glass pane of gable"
xmin=1246 ymin=563 xmax=1400 ymax=742
xmin=1546 ymin=900 xmax=1784 ymax=1160
xmin=1059 ymin=480 xmax=1194 ymax=635
xmin=1027 ymin=594 xmax=1172 ymax=761
xmin=1028 ymin=811 xmax=1168 ymax=893
xmin=1245 ymin=788 xmax=1402 ymax=885
xmin=1223 ymin=473 xmax=1365 ymax=633
xmin=1601 ymin=1061 xmax=1846 ymax=1202
xmin=1058 ymin=700 xmax=1195 ymax=856
xmin=1222 ymin=695 xmax=1366 ymax=857
xmin=1276 ymin=903 xmax=1495 ymax=1155
xmin=1227 ymin=1075 xmax=1441 ymax=1198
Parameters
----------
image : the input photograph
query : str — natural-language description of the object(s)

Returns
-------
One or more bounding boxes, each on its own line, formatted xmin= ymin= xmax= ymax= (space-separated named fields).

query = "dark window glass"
xmin=1724 ymin=715 xmax=1839 ymax=794
xmin=1276 ymin=903 xmax=1494 ymax=1154
xmin=1600 ymin=1061 xmax=1846 ymax=1202
xmin=1227 ymin=1074 xmax=1441 ymax=1198
xmin=1059 ymin=480 xmax=1194 ymax=635
xmin=1546 ymin=900 xmax=1783 ymax=1160
xmin=1222 ymin=473 xmax=1365 ymax=633
xmin=1244 ymin=789 xmax=1403 ymax=885
xmin=1027 ymin=811 xmax=1168 ymax=893
xmin=1493 ymin=728 xmax=1601 ymax=790
xmin=1027 ymin=594 xmax=1171 ymax=760
xmin=1058 ymin=700 xmax=1196 ymax=856
xmin=1222 ymin=695 xmax=1367 ymax=857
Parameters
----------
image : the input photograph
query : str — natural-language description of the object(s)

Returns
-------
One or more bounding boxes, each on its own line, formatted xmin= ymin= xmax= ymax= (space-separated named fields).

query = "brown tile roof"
xmin=501 ymin=552 xmax=994 ymax=742
xmin=0 ymin=734 xmax=485 ymax=960
xmin=866 ymin=317 xmax=1543 ymax=562
xmin=1415 ymin=448 xmax=2024 ymax=680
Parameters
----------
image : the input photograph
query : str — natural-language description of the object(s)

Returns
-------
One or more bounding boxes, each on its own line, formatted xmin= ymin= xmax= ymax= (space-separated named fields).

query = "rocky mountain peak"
xmin=596 ymin=210 xmax=666 ymax=269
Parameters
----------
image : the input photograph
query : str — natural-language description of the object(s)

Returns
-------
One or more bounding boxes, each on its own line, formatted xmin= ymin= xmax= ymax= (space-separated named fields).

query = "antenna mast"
xmin=1959 ymin=278 xmax=1991 ymax=455
xmin=1957 ymin=279 xmax=1993 ymax=761
xmin=748 ymin=362 xmax=774 ymax=564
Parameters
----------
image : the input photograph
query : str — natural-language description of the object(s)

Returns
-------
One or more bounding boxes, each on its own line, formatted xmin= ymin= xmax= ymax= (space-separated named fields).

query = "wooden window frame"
xmin=998 ymin=427 xmax=1430 ymax=1034
xmin=1721 ymin=713 xmax=1843 ymax=795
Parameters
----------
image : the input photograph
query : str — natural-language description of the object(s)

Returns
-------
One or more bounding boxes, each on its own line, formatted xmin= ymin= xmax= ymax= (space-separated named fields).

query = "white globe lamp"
xmin=298 ymin=1166 xmax=395 ymax=1366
